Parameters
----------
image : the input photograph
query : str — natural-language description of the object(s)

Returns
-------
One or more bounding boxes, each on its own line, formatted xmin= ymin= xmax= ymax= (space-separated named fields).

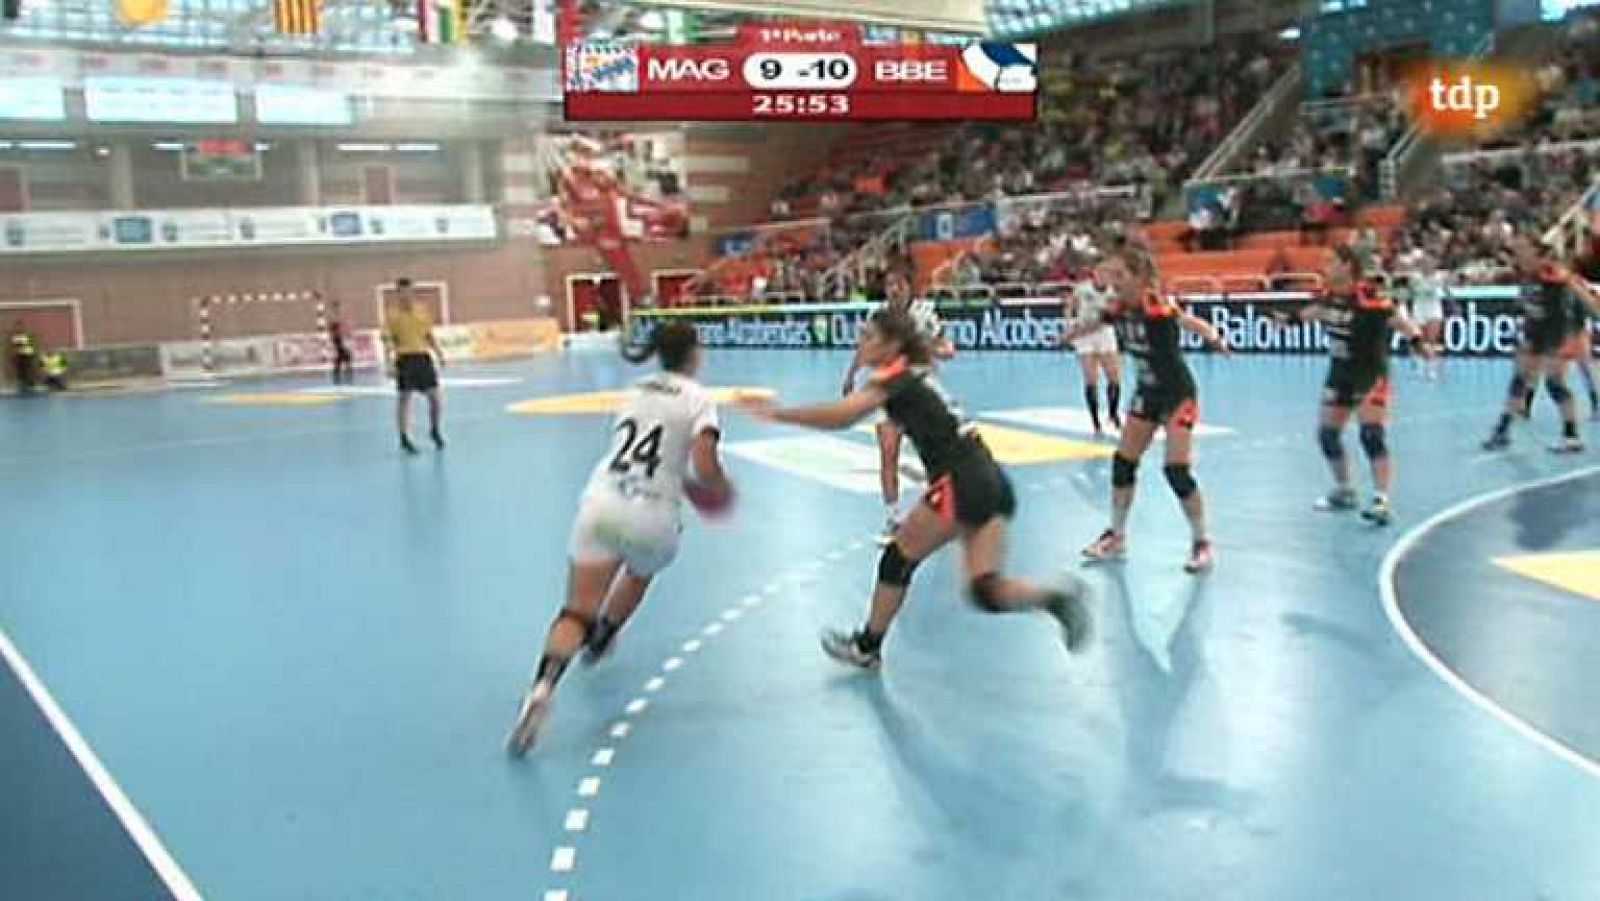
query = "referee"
xmin=383 ymin=278 xmax=446 ymax=454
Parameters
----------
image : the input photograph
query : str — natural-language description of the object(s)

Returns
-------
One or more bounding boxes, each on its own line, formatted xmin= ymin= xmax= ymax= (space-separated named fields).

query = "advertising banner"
xmin=631 ymin=291 xmax=1543 ymax=357
xmin=467 ymin=318 xmax=562 ymax=359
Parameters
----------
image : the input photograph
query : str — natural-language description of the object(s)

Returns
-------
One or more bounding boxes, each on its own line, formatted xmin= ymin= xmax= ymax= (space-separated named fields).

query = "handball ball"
xmin=685 ymin=480 xmax=735 ymax=520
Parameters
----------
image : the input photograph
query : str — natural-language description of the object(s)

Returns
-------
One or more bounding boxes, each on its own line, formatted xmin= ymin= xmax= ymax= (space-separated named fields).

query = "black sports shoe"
xmin=820 ymin=628 xmax=882 ymax=670
xmin=431 ymin=428 xmax=446 ymax=450
xmin=1481 ymin=431 xmax=1511 ymax=451
xmin=1044 ymin=577 xmax=1093 ymax=653
xmin=400 ymin=435 xmax=420 ymax=455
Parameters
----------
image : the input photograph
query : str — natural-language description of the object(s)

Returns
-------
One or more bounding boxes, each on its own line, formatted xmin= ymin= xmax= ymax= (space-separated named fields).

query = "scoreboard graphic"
xmin=564 ymin=23 xmax=1036 ymax=122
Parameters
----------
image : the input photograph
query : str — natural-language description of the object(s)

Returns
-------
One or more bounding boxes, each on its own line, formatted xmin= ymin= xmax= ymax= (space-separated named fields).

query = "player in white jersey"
xmin=507 ymin=322 xmax=731 ymax=757
xmin=842 ymin=295 xmax=955 ymax=540
xmin=1407 ymin=255 xmax=1448 ymax=380
xmin=1061 ymin=275 xmax=1123 ymax=436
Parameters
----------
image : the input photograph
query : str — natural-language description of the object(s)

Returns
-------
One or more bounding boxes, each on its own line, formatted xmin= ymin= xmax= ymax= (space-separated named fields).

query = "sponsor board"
xmin=633 ymin=293 xmax=1551 ymax=357
xmin=467 ymin=318 xmax=561 ymax=359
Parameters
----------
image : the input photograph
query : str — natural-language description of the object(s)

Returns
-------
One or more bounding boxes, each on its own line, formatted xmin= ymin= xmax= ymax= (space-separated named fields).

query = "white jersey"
xmin=908 ymin=300 xmax=943 ymax=340
xmin=583 ymin=371 xmax=720 ymax=507
xmin=1071 ymin=281 xmax=1113 ymax=328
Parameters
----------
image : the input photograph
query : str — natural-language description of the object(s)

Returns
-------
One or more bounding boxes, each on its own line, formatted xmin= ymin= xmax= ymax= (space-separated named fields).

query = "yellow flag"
xmin=117 ymin=0 xmax=169 ymax=26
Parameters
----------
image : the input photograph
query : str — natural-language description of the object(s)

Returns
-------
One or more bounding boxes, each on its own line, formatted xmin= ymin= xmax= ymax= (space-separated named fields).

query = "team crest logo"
xmin=565 ymin=42 xmax=639 ymax=93
xmin=957 ymin=43 xmax=1037 ymax=93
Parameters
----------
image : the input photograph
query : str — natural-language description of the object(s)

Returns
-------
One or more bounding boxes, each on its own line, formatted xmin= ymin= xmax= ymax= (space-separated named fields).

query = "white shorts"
xmin=568 ymin=489 xmax=682 ymax=577
xmin=1072 ymin=326 xmax=1118 ymax=356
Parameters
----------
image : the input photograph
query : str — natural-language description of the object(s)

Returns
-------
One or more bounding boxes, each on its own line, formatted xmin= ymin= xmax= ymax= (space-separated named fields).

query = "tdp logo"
xmin=1402 ymin=60 xmax=1536 ymax=139
xmin=1428 ymin=75 xmax=1499 ymax=120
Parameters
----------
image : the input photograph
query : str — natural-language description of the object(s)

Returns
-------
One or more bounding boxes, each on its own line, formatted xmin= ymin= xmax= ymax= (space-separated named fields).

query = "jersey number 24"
xmin=610 ymin=418 xmax=664 ymax=479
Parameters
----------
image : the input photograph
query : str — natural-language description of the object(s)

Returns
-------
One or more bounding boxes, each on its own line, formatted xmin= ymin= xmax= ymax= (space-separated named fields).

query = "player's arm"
xmin=690 ymin=427 xmax=731 ymax=494
xmin=1389 ymin=308 xmax=1435 ymax=356
xmin=841 ymin=344 xmax=865 ymax=396
xmin=741 ymin=385 xmax=887 ymax=430
xmin=931 ymin=333 xmax=957 ymax=360
xmin=1269 ymin=301 xmax=1327 ymax=325
xmin=427 ymin=326 xmax=446 ymax=368
xmin=1178 ymin=309 xmax=1233 ymax=355
xmin=1566 ymin=270 xmax=1600 ymax=317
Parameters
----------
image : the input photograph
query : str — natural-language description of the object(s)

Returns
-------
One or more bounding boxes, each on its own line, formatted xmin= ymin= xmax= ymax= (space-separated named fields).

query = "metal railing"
xmin=1188 ymin=64 xmax=1304 ymax=186
xmin=1382 ymin=31 xmax=1497 ymax=200
xmin=1542 ymin=175 xmax=1600 ymax=261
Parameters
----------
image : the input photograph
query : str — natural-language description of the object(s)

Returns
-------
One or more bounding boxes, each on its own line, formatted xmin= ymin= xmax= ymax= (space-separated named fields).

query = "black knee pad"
xmin=1111 ymin=453 xmax=1138 ymax=487
xmin=1317 ymin=424 xmax=1344 ymax=460
xmin=1547 ymin=378 xmax=1572 ymax=405
xmin=1358 ymin=423 xmax=1388 ymax=459
xmin=1508 ymin=373 xmax=1529 ymax=401
xmin=877 ymin=542 xmax=919 ymax=587
xmin=1163 ymin=464 xmax=1198 ymax=499
xmin=969 ymin=572 xmax=1004 ymax=612
xmin=555 ymin=607 xmax=596 ymax=639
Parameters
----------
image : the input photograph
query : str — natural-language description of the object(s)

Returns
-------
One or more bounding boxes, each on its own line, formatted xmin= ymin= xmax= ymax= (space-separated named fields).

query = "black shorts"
xmin=1522 ymin=327 xmax=1566 ymax=357
xmin=923 ymin=443 xmax=1016 ymax=529
xmin=1323 ymin=367 xmax=1391 ymax=409
xmin=1129 ymin=382 xmax=1199 ymax=430
xmin=395 ymin=353 xmax=438 ymax=393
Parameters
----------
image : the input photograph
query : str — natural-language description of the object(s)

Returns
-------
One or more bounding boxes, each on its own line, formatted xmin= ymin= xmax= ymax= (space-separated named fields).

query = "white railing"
xmin=1542 ymin=175 xmax=1599 ymax=261
xmin=1442 ymin=137 xmax=1600 ymax=168
xmin=1383 ymin=31 xmax=1496 ymax=199
xmin=1188 ymin=64 xmax=1304 ymax=186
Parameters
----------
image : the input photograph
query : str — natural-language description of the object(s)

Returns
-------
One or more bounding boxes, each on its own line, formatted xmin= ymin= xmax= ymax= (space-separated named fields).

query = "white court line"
xmin=720 ymin=609 xmax=742 ymax=622
xmin=591 ymin=747 xmax=616 ymax=767
xmin=544 ymin=890 xmax=570 ymax=901
xmin=703 ymin=623 xmax=724 ymax=636
xmin=741 ymin=595 xmax=762 ymax=608
xmin=681 ymin=639 xmax=702 ymax=653
xmin=577 ymin=777 xmax=602 ymax=797
xmin=0 ymin=626 xmax=204 ymax=900
xmin=644 ymin=676 xmax=666 ymax=692
xmin=625 ymin=697 xmax=649 ymax=715
xmin=1379 ymin=463 xmax=1600 ymax=782
xmin=551 ymin=847 xmax=577 ymax=872
xmin=662 ymin=657 xmax=683 ymax=672
xmin=610 ymin=722 xmax=632 ymax=739
xmin=564 ymin=809 xmax=590 ymax=832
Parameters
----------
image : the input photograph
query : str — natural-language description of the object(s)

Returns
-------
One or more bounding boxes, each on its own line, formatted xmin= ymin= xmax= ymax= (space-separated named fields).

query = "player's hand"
xmin=1215 ymin=339 xmax=1235 ymax=358
xmin=737 ymin=394 xmax=778 ymax=422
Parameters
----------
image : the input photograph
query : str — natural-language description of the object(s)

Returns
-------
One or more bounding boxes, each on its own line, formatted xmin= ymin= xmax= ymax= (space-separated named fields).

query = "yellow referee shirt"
xmin=385 ymin=306 xmax=434 ymax=356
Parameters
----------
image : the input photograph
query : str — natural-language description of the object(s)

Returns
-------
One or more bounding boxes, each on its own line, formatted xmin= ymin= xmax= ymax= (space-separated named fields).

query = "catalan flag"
xmin=274 ymin=0 xmax=322 ymax=34
xmin=417 ymin=0 xmax=463 ymax=43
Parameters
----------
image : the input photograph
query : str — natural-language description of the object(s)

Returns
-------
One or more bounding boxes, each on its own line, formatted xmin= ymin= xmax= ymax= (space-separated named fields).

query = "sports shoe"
xmin=505 ymin=680 xmax=553 ymax=758
xmin=431 ymin=428 xmax=446 ymax=450
xmin=582 ymin=619 xmax=619 ymax=667
xmin=1481 ymin=431 xmax=1511 ymax=451
xmin=1081 ymin=529 xmax=1126 ymax=562
xmin=400 ymin=434 xmax=420 ymax=455
xmin=1314 ymin=488 xmax=1358 ymax=511
xmin=1361 ymin=496 xmax=1393 ymax=527
xmin=820 ymin=628 xmax=882 ymax=670
xmin=1184 ymin=540 xmax=1215 ymax=574
xmin=1549 ymin=436 xmax=1585 ymax=455
xmin=1044 ymin=577 xmax=1094 ymax=654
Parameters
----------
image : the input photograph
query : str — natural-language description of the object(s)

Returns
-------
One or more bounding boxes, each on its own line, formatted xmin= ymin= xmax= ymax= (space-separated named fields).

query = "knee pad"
xmin=1317 ymin=424 xmax=1344 ymax=461
xmin=969 ymin=572 xmax=1004 ymax=613
xmin=1163 ymin=464 xmax=1198 ymax=499
xmin=877 ymin=542 xmax=919 ymax=588
xmin=555 ymin=607 xmax=596 ymax=639
xmin=1547 ymin=378 xmax=1572 ymax=405
xmin=1111 ymin=453 xmax=1139 ymax=488
xmin=1508 ymin=373 xmax=1529 ymax=401
xmin=1358 ymin=423 xmax=1388 ymax=460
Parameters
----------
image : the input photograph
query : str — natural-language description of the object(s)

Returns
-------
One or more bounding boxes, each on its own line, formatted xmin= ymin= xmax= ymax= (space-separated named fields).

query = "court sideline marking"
xmin=0 ymin=625 xmax=204 ymax=900
xmin=1378 ymin=463 xmax=1600 ymax=782
xmin=540 ymin=535 xmax=874 ymax=901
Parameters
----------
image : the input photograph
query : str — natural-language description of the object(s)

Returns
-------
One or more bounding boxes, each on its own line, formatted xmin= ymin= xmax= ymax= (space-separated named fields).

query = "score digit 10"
xmin=743 ymin=53 xmax=858 ymax=90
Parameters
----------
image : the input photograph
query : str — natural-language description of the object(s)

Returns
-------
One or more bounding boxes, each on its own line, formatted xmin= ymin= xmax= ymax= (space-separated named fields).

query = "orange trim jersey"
xmin=1320 ymin=280 xmax=1397 ymax=378
xmin=871 ymin=359 xmax=978 ymax=479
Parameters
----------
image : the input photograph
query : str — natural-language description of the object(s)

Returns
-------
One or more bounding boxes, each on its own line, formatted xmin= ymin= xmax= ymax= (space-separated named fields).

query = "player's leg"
xmin=1545 ymin=355 xmax=1583 ymax=453
xmin=821 ymin=488 xmax=958 ymax=669
xmin=1315 ymin=400 xmax=1355 ymax=508
xmin=508 ymin=557 xmax=621 ymax=756
xmin=961 ymin=510 xmax=1092 ymax=652
xmin=1079 ymin=353 xmax=1104 ymax=435
xmin=1161 ymin=401 xmax=1213 ymax=573
xmin=1484 ymin=350 xmax=1541 ymax=449
xmin=1083 ymin=408 xmax=1157 ymax=561
xmin=1103 ymin=351 xmax=1124 ymax=429
xmin=1356 ymin=382 xmax=1394 ymax=525
xmin=876 ymin=420 xmax=903 ymax=536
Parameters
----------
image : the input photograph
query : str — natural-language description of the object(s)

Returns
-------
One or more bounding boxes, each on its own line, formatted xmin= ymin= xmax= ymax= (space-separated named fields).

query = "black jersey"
xmin=1521 ymin=265 xmax=1576 ymax=347
xmin=1322 ymin=281 xmax=1395 ymax=378
xmin=874 ymin=359 xmax=979 ymax=479
xmin=1107 ymin=294 xmax=1194 ymax=394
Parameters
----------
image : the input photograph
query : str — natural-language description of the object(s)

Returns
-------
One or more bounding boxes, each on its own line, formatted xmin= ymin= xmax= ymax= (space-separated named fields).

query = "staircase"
xmin=1182 ymin=64 xmax=1306 ymax=208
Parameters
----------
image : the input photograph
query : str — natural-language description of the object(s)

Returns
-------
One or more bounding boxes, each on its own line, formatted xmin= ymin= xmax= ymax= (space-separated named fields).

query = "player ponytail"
xmin=623 ymin=321 xmax=700 ymax=373
xmin=870 ymin=307 xmax=932 ymax=366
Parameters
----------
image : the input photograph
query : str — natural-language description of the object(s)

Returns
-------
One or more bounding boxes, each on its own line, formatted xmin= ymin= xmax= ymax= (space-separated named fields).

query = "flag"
xmin=274 ymin=0 xmax=322 ymax=34
xmin=116 ymin=0 xmax=170 ymax=26
xmin=417 ymin=0 xmax=463 ymax=44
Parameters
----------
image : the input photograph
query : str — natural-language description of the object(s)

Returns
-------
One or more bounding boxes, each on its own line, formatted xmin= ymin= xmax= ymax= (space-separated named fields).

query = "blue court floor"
xmin=2 ymin=348 xmax=1599 ymax=901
